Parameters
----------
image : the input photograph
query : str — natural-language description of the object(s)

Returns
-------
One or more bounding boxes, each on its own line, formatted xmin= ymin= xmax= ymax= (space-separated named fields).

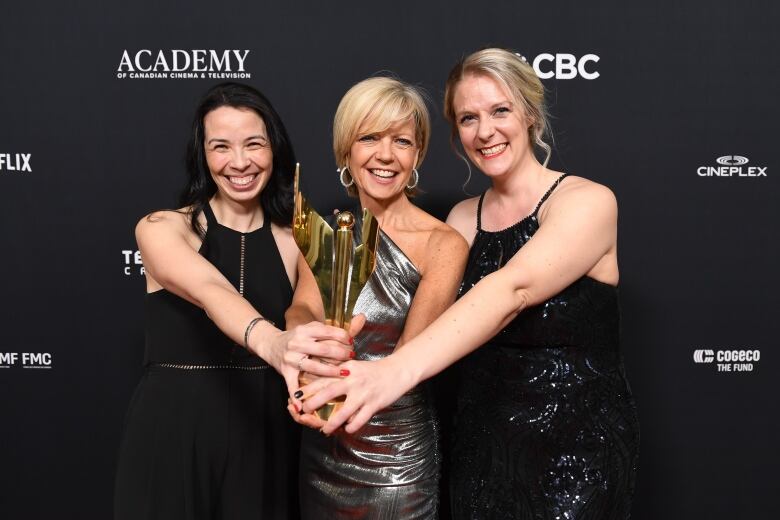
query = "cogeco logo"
xmin=117 ymin=49 xmax=251 ymax=79
xmin=0 ymin=153 xmax=31 ymax=173
xmin=532 ymin=53 xmax=600 ymax=80
xmin=693 ymin=348 xmax=761 ymax=372
xmin=697 ymin=155 xmax=767 ymax=177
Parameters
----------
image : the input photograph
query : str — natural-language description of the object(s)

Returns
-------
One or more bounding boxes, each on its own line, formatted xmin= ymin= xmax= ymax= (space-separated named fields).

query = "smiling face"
xmin=203 ymin=106 xmax=273 ymax=203
xmin=452 ymin=73 xmax=534 ymax=180
xmin=346 ymin=117 xmax=418 ymax=203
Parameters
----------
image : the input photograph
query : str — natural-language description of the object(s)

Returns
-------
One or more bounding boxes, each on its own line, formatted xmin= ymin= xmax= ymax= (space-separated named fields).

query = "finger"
xmin=314 ymin=324 xmax=353 ymax=346
xmin=321 ymin=397 xmax=361 ymax=435
xmin=295 ymin=376 xmax=335 ymax=401
xmin=298 ymin=413 xmax=326 ymax=429
xmin=300 ymin=356 xmax=350 ymax=378
xmin=303 ymin=378 xmax=349 ymax=413
xmin=344 ymin=406 xmax=374 ymax=434
xmin=310 ymin=339 xmax=354 ymax=361
xmin=348 ymin=313 xmax=367 ymax=338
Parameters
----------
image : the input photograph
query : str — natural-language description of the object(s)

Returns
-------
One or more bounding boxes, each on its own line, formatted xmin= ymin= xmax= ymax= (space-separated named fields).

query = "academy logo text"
xmin=697 ymin=155 xmax=767 ymax=177
xmin=693 ymin=348 xmax=761 ymax=372
xmin=117 ymin=49 xmax=251 ymax=79
xmin=0 ymin=153 xmax=31 ymax=173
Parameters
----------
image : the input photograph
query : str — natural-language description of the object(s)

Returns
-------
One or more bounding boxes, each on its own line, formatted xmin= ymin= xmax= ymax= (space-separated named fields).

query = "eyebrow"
xmin=206 ymin=135 xmax=268 ymax=145
xmin=456 ymin=100 xmax=513 ymax=117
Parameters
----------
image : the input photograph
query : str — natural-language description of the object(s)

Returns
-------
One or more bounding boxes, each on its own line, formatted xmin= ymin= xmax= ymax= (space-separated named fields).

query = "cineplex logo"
xmin=531 ymin=53 xmax=600 ymax=80
xmin=0 ymin=352 xmax=53 ymax=369
xmin=117 ymin=49 xmax=251 ymax=79
xmin=0 ymin=153 xmax=32 ymax=172
xmin=693 ymin=349 xmax=761 ymax=372
xmin=697 ymin=155 xmax=767 ymax=177
xmin=122 ymin=250 xmax=145 ymax=276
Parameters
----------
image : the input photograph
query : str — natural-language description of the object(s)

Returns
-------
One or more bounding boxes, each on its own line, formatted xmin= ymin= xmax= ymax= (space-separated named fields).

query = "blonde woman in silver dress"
xmin=286 ymin=76 xmax=468 ymax=519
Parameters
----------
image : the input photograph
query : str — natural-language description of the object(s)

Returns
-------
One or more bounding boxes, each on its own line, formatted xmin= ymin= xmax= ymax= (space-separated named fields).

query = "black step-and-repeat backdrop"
xmin=1 ymin=1 xmax=778 ymax=518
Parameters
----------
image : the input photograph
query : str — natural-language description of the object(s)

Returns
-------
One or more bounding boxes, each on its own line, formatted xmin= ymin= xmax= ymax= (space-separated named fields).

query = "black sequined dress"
xmin=451 ymin=175 xmax=640 ymax=519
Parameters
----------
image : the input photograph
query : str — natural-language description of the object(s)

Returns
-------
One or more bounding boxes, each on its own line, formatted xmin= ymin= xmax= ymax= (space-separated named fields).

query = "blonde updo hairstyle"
xmin=333 ymin=76 xmax=431 ymax=197
xmin=444 ymin=48 xmax=552 ymax=167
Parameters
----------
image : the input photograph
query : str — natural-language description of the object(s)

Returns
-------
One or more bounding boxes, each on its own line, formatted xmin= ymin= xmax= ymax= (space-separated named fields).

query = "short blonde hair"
xmin=333 ymin=76 xmax=430 ymax=196
xmin=444 ymin=48 xmax=552 ymax=166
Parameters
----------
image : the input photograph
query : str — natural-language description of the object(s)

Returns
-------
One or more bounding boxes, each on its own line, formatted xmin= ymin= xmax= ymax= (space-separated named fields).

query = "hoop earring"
xmin=406 ymin=168 xmax=419 ymax=190
xmin=339 ymin=166 xmax=354 ymax=188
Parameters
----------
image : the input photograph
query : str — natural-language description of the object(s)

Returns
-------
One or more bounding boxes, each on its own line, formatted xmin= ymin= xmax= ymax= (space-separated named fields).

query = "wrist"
xmin=249 ymin=323 xmax=284 ymax=361
xmin=387 ymin=346 xmax=425 ymax=389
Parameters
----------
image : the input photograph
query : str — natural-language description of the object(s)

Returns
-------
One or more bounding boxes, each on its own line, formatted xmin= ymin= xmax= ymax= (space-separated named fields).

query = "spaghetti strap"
xmin=531 ymin=174 xmax=568 ymax=217
xmin=202 ymin=202 xmax=217 ymax=225
xmin=476 ymin=192 xmax=487 ymax=231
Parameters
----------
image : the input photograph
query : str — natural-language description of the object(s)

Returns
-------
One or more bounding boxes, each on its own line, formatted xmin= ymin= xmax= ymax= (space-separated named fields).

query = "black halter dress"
xmin=114 ymin=204 xmax=299 ymax=520
xmin=451 ymin=175 xmax=640 ymax=519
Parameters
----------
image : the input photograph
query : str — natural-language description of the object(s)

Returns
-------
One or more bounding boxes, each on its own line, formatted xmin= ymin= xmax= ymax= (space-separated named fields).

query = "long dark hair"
xmin=180 ymin=82 xmax=296 ymax=238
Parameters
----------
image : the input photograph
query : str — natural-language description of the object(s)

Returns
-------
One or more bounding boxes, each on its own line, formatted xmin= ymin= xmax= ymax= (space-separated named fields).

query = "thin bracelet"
xmin=244 ymin=316 xmax=274 ymax=349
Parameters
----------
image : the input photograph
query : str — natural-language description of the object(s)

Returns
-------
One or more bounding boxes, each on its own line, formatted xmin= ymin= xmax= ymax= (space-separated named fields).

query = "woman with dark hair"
xmin=114 ymin=82 xmax=354 ymax=520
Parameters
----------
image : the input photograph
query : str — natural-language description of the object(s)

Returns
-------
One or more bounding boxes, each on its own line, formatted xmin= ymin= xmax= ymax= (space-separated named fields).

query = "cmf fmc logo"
xmin=697 ymin=155 xmax=767 ymax=177
xmin=693 ymin=348 xmax=761 ymax=372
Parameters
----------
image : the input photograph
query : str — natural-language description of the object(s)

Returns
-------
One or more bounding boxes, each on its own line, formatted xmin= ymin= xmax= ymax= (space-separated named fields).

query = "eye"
xmin=395 ymin=138 xmax=414 ymax=147
xmin=494 ymin=106 xmax=511 ymax=116
xmin=358 ymin=134 xmax=378 ymax=142
xmin=246 ymin=141 xmax=267 ymax=150
xmin=212 ymin=143 xmax=228 ymax=151
xmin=459 ymin=114 xmax=476 ymax=125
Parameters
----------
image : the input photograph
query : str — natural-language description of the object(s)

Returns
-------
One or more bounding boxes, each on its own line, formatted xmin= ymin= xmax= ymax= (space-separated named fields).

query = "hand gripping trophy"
xmin=292 ymin=164 xmax=379 ymax=420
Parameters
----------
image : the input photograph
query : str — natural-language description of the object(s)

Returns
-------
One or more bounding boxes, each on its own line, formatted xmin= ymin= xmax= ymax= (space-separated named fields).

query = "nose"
xmin=229 ymin=149 xmax=250 ymax=171
xmin=476 ymin=118 xmax=495 ymax=142
xmin=375 ymin=137 xmax=393 ymax=163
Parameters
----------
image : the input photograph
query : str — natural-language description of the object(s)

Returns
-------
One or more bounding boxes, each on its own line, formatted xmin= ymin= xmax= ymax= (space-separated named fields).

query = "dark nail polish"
xmin=340 ymin=369 xmax=350 ymax=377
xmin=294 ymin=390 xmax=303 ymax=399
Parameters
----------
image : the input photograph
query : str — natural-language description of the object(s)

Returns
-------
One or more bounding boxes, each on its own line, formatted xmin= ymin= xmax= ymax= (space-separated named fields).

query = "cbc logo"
xmin=716 ymin=155 xmax=749 ymax=166
xmin=693 ymin=349 xmax=715 ymax=363
xmin=532 ymin=53 xmax=600 ymax=80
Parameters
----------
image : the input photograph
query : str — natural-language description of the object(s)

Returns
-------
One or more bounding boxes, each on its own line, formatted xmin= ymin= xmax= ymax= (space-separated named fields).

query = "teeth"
xmin=370 ymin=169 xmax=396 ymax=178
xmin=229 ymin=174 xmax=256 ymax=185
xmin=480 ymin=143 xmax=507 ymax=156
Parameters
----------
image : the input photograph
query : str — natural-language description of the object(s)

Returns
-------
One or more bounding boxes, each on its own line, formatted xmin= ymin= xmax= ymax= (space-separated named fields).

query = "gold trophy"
xmin=292 ymin=163 xmax=379 ymax=420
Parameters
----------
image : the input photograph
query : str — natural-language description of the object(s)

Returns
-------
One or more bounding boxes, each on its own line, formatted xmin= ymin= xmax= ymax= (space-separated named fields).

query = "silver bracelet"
xmin=244 ymin=316 xmax=274 ymax=349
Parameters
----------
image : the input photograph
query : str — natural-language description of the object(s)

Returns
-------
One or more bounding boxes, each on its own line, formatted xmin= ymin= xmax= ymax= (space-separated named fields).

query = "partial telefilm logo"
xmin=117 ymin=49 xmax=251 ymax=79
xmin=122 ymin=250 xmax=145 ymax=276
xmin=0 ymin=352 xmax=53 ymax=369
xmin=697 ymin=156 xmax=767 ymax=177
xmin=0 ymin=153 xmax=32 ymax=173
xmin=531 ymin=53 xmax=600 ymax=80
xmin=693 ymin=349 xmax=761 ymax=372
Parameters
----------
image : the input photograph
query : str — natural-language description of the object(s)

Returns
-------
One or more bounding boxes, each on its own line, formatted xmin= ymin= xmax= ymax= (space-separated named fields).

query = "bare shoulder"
xmin=415 ymin=210 xmax=469 ymax=273
xmin=135 ymin=208 xmax=192 ymax=241
xmin=446 ymin=196 xmax=479 ymax=228
xmin=270 ymin=222 xmax=294 ymax=243
xmin=542 ymin=176 xmax=617 ymax=221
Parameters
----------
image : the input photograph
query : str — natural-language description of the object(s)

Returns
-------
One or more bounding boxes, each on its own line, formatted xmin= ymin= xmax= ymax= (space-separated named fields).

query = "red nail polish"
xmin=340 ymin=369 xmax=350 ymax=377
xmin=349 ymin=351 xmax=356 ymax=359
xmin=349 ymin=337 xmax=354 ymax=345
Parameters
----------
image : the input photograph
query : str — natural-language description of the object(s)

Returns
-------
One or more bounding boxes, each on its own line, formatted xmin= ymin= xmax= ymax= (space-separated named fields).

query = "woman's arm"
xmin=288 ymin=225 xmax=468 ymax=428
xmin=304 ymin=181 xmax=618 ymax=433
xmin=136 ymin=211 xmax=354 ymax=392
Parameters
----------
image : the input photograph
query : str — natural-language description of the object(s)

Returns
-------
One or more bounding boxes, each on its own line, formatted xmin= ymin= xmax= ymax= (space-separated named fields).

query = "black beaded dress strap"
xmin=476 ymin=173 xmax=568 ymax=232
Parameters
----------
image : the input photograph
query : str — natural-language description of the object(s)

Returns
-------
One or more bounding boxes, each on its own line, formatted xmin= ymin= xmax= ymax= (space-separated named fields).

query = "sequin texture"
xmin=451 ymin=183 xmax=640 ymax=519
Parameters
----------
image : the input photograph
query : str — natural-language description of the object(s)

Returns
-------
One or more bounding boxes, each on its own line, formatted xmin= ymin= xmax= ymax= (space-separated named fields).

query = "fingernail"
xmin=349 ymin=337 xmax=354 ymax=345
xmin=293 ymin=403 xmax=300 ymax=412
xmin=340 ymin=369 xmax=350 ymax=377
xmin=294 ymin=390 xmax=303 ymax=399
xmin=349 ymin=351 xmax=356 ymax=359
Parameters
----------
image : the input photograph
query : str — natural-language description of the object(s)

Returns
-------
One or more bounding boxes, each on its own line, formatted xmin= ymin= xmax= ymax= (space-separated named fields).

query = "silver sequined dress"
xmin=299 ymin=230 xmax=440 ymax=519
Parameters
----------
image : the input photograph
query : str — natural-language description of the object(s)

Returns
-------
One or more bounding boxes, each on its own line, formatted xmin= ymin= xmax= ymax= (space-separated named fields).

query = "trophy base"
xmin=313 ymin=397 xmax=346 ymax=421
xmin=299 ymin=371 xmax=346 ymax=422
